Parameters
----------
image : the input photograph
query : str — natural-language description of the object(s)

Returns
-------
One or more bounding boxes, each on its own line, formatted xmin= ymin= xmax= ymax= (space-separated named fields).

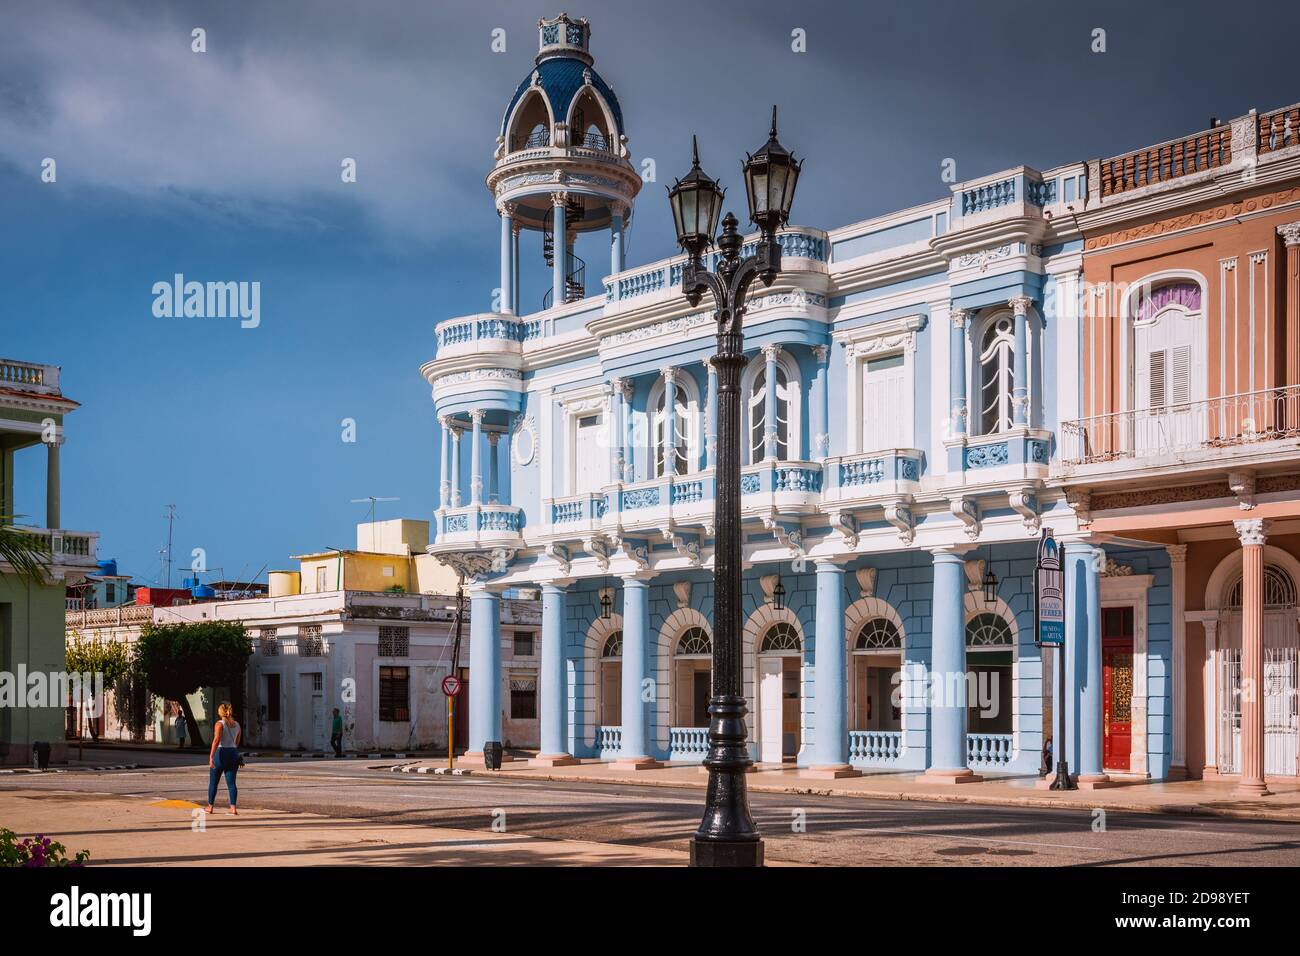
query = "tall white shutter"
xmin=862 ymin=354 xmax=908 ymax=451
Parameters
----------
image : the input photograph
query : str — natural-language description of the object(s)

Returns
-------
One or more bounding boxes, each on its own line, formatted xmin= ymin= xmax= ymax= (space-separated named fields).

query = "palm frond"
xmin=0 ymin=518 xmax=50 ymax=584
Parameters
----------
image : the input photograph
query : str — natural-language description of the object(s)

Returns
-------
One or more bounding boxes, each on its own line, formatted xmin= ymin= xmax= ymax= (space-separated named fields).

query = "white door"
xmin=311 ymin=693 xmax=326 ymax=751
xmin=861 ymin=353 xmax=908 ymax=452
xmin=1132 ymin=307 xmax=1203 ymax=454
xmin=573 ymin=414 xmax=604 ymax=494
xmin=759 ymin=657 xmax=784 ymax=764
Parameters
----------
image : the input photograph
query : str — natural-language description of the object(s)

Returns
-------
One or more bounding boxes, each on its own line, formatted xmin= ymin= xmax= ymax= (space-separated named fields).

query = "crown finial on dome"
xmin=537 ymin=12 xmax=592 ymax=65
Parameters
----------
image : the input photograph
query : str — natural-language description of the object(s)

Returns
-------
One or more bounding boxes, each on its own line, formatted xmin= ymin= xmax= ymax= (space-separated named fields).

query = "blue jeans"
xmin=208 ymin=748 xmax=239 ymax=807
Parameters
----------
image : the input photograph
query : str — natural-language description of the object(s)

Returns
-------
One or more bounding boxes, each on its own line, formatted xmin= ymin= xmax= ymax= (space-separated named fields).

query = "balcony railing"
xmin=435 ymin=314 xmax=540 ymax=350
xmin=596 ymin=725 xmax=622 ymax=758
xmin=66 ymin=604 xmax=154 ymax=630
xmin=6 ymin=527 xmax=98 ymax=567
xmin=967 ymin=733 xmax=1014 ymax=769
xmin=1059 ymin=385 xmax=1300 ymax=466
xmin=668 ymin=726 xmax=709 ymax=760
xmin=0 ymin=358 xmax=61 ymax=396
xmin=1099 ymin=123 xmax=1232 ymax=198
xmin=848 ymin=729 xmax=903 ymax=765
xmin=1258 ymin=103 xmax=1300 ymax=155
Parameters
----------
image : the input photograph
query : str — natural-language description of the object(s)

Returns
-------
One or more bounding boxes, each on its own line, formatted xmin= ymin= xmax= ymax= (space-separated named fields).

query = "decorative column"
xmin=611 ymin=202 xmax=626 ymax=279
xmin=619 ymin=379 xmax=635 ymax=481
xmin=661 ymin=367 xmax=678 ymax=476
xmin=499 ymin=201 xmax=515 ymax=316
xmin=486 ymin=432 xmax=500 ymax=504
xmin=1234 ymin=518 xmax=1271 ymax=795
xmin=1168 ymin=544 xmax=1188 ymax=775
xmin=1064 ymin=542 xmax=1109 ymax=787
xmin=803 ymin=561 xmax=860 ymax=778
xmin=1009 ymin=296 xmax=1032 ymax=426
xmin=949 ymin=309 xmax=970 ymax=437
xmin=466 ymin=587 xmax=504 ymax=760
xmin=511 ymin=222 xmax=521 ymax=315
xmin=762 ymin=344 xmax=782 ymax=460
xmin=609 ymin=379 xmax=625 ymax=483
xmin=469 ymin=410 xmax=484 ymax=506
xmin=612 ymin=574 xmax=661 ymax=769
xmin=46 ymin=432 xmax=62 ymax=530
xmin=927 ymin=548 xmax=981 ymax=783
xmin=811 ymin=344 xmax=830 ymax=460
xmin=1280 ymin=223 xmax=1300 ymax=429
xmin=438 ymin=417 xmax=451 ymax=510
xmin=531 ymin=582 xmax=578 ymax=766
xmin=550 ymin=192 xmax=568 ymax=307
xmin=449 ymin=424 xmax=463 ymax=507
xmin=705 ymin=359 xmax=719 ymax=470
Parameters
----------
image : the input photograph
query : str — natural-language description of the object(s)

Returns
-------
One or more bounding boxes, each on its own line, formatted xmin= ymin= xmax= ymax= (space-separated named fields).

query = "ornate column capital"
xmin=438 ymin=414 xmax=453 ymax=430
xmin=496 ymin=199 xmax=518 ymax=218
xmin=469 ymin=409 xmax=485 ymax=424
xmin=609 ymin=199 xmax=629 ymax=220
xmin=486 ymin=431 xmax=501 ymax=447
xmin=812 ymin=344 xmax=830 ymax=364
xmin=450 ymin=425 xmax=464 ymax=440
xmin=1166 ymin=543 xmax=1188 ymax=565
xmin=761 ymin=343 xmax=783 ymax=361
xmin=1234 ymin=518 xmax=1269 ymax=547
xmin=660 ymin=365 xmax=677 ymax=384
xmin=1277 ymin=221 xmax=1300 ymax=246
xmin=1008 ymin=295 xmax=1033 ymax=316
xmin=611 ymin=377 xmax=632 ymax=399
xmin=950 ymin=308 xmax=970 ymax=329
xmin=549 ymin=190 xmax=569 ymax=207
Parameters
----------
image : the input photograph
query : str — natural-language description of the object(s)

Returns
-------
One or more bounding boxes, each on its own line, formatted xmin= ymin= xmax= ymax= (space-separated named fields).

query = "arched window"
xmin=1225 ymin=566 xmax=1298 ymax=609
xmin=759 ymin=621 xmax=802 ymax=653
xmin=744 ymin=352 xmax=800 ymax=464
xmin=855 ymin=618 xmax=902 ymax=650
xmin=966 ymin=612 xmax=1013 ymax=647
xmin=650 ymin=377 xmax=694 ymax=477
xmin=508 ymin=89 xmax=552 ymax=151
xmin=602 ymin=631 xmax=623 ymax=658
xmin=978 ymin=314 xmax=1016 ymax=435
xmin=569 ymin=87 xmax=613 ymax=152
xmin=1131 ymin=280 xmax=1204 ymax=413
xmin=675 ymin=627 xmax=712 ymax=656
xmin=600 ymin=630 xmax=622 ymax=727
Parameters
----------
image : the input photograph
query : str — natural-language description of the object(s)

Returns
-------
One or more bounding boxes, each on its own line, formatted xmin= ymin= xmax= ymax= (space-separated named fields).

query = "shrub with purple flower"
xmin=0 ymin=827 xmax=90 ymax=867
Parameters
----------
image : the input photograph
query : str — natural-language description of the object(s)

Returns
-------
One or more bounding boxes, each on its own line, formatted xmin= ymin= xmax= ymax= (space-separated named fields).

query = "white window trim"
xmin=834 ymin=314 xmax=923 ymax=455
xmin=645 ymin=371 xmax=702 ymax=477
xmin=559 ymin=387 xmax=611 ymax=495
xmin=973 ymin=309 xmax=1017 ymax=436
xmin=1118 ymin=269 xmax=1209 ymax=415
xmin=740 ymin=349 xmax=804 ymax=463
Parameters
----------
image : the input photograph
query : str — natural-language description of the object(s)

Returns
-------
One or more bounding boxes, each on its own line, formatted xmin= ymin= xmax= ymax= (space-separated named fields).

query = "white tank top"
xmin=218 ymin=719 xmax=240 ymax=748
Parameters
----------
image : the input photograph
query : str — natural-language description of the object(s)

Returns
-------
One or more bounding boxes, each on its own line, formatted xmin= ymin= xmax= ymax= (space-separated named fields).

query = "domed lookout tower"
xmin=487 ymin=13 xmax=642 ymax=313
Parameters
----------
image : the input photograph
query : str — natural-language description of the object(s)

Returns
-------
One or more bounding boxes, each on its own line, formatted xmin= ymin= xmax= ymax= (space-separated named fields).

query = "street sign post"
xmin=441 ymin=675 xmax=462 ymax=697
xmin=1036 ymin=529 xmax=1077 ymax=791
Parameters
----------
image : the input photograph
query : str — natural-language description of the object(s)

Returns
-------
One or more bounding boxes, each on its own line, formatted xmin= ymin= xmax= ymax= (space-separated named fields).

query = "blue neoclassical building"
xmin=421 ymin=13 xmax=1175 ymax=784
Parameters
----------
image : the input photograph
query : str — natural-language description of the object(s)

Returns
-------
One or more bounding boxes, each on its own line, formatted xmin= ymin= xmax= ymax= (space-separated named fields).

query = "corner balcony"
xmin=433 ymin=504 xmax=524 ymax=550
xmin=1055 ymin=385 xmax=1300 ymax=482
xmin=6 ymin=527 xmax=99 ymax=572
xmin=433 ymin=313 xmax=540 ymax=361
xmin=0 ymin=358 xmax=63 ymax=397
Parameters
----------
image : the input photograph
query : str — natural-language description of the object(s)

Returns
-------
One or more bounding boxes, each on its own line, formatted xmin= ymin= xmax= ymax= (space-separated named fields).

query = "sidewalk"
xmin=389 ymin=757 xmax=1300 ymax=824
xmin=0 ymin=788 xmax=688 ymax=867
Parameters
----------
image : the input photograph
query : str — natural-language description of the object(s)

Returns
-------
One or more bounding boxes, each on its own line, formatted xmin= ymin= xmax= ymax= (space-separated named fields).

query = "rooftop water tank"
xmin=97 ymin=559 xmax=118 ymax=577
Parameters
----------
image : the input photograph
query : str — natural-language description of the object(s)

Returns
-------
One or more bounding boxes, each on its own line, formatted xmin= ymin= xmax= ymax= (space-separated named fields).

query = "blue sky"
xmin=2 ymin=0 xmax=1297 ymax=585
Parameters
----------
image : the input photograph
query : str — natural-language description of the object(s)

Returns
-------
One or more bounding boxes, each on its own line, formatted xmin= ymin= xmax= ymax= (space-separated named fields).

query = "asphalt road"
xmin=9 ymin=748 xmax=1300 ymax=866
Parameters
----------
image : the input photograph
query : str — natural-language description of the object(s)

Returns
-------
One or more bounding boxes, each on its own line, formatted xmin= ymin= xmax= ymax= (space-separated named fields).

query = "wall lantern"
xmin=599 ymin=581 xmax=613 ymax=620
xmin=981 ymin=550 xmax=999 ymax=607
xmin=772 ymin=576 xmax=786 ymax=612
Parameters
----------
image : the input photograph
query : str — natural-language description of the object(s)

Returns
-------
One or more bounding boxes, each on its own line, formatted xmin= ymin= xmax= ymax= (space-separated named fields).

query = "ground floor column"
xmin=1066 ymin=542 xmax=1110 ymax=787
xmin=804 ymin=561 xmax=860 ymax=778
xmin=531 ymin=581 xmax=578 ymax=767
xmin=1235 ymin=518 xmax=1271 ymax=795
xmin=926 ymin=548 xmax=981 ymax=783
xmin=466 ymin=588 xmax=503 ymax=760
xmin=612 ymin=574 xmax=661 ymax=769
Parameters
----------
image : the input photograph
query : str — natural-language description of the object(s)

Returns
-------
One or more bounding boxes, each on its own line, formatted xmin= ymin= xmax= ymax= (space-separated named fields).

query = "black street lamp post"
xmin=668 ymin=108 xmax=802 ymax=868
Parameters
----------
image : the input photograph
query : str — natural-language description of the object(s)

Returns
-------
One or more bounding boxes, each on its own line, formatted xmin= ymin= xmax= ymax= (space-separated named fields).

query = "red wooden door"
xmin=1102 ymin=607 xmax=1134 ymax=772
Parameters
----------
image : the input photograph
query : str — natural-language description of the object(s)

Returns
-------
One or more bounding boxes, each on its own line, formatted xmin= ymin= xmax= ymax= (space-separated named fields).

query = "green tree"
xmin=135 ymin=621 xmax=252 ymax=748
xmin=0 ymin=516 xmax=50 ymax=583
xmin=65 ymin=632 xmax=131 ymax=741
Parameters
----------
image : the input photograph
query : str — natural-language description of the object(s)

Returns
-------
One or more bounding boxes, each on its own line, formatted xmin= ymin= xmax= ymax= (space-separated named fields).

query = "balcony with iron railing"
xmin=1056 ymin=385 xmax=1300 ymax=477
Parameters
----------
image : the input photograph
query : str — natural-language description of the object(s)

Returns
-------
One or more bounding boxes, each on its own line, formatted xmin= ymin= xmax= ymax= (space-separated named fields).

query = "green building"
xmin=1 ymin=357 xmax=98 ymax=765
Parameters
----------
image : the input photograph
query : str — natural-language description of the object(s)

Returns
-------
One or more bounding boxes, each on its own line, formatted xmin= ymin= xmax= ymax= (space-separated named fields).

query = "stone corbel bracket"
xmin=545 ymin=542 xmax=571 ymax=576
xmin=661 ymin=525 xmax=702 ymax=566
xmin=1228 ymin=471 xmax=1256 ymax=510
xmin=883 ymin=499 xmax=915 ymax=546
xmin=1065 ymin=489 xmax=1091 ymax=529
xmin=433 ymin=548 xmax=518 ymax=581
xmin=950 ymin=496 xmax=981 ymax=540
xmin=582 ymin=534 xmax=611 ymax=571
xmin=828 ymin=510 xmax=859 ymax=550
xmin=613 ymin=534 xmax=651 ymax=571
xmin=761 ymin=512 xmax=805 ymax=557
xmin=1008 ymin=487 xmax=1041 ymax=535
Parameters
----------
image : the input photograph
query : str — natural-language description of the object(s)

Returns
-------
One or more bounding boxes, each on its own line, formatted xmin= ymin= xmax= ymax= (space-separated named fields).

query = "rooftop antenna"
xmin=350 ymin=496 xmax=399 ymax=551
xmin=163 ymin=504 xmax=178 ymax=588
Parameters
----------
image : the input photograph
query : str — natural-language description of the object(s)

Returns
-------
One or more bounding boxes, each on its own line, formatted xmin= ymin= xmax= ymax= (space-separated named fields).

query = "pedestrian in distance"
xmin=175 ymin=710 xmax=186 ymax=749
xmin=331 ymin=708 xmax=344 ymax=758
xmin=206 ymin=701 xmax=241 ymax=815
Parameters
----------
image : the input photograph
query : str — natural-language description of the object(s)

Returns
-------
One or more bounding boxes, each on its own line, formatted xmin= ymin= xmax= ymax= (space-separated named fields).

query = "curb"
xmin=0 ymin=764 xmax=141 ymax=775
xmin=372 ymin=766 xmax=1300 ymax=825
xmin=243 ymin=752 xmax=408 ymax=760
xmin=390 ymin=764 xmax=473 ymax=776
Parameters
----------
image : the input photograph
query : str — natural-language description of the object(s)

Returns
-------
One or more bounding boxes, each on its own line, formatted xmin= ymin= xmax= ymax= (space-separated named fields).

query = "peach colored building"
xmin=1059 ymin=102 xmax=1300 ymax=790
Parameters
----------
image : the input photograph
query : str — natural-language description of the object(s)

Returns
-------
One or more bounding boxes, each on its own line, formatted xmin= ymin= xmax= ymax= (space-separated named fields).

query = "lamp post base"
xmin=689 ymin=837 xmax=764 ymax=868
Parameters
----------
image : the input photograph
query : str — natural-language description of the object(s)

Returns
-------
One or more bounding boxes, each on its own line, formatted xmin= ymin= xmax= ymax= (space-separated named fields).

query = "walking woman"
xmin=206 ymin=701 xmax=241 ymax=815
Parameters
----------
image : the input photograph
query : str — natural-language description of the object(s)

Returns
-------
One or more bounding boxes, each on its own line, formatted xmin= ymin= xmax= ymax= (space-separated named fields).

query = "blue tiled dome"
xmin=500 ymin=56 xmax=624 ymax=139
